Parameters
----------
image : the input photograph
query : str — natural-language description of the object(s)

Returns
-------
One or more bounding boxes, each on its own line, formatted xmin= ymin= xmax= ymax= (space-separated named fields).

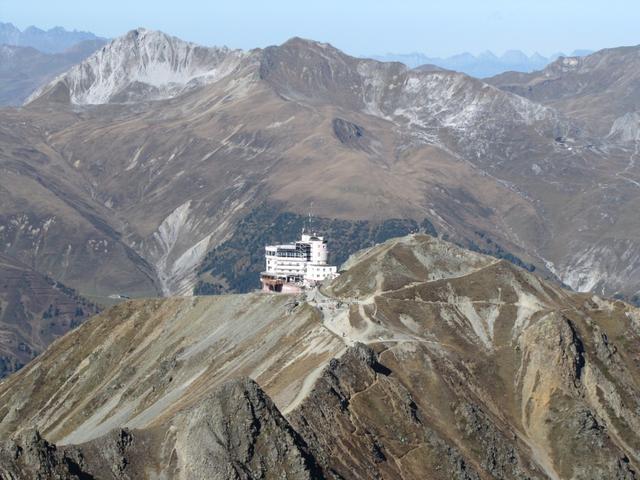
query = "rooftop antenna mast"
xmin=308 ymin=202 xmax=314 ymax=235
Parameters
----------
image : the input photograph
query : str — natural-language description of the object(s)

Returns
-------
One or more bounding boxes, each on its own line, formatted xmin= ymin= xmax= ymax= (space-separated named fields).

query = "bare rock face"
xmin=174 ymin=378 xmax=321 ymax=479
xmin=27 ymin=28 xmax=247 ymax=105
xmin=288 ymin=343 xmax=541 ymax=479
xmin=332 ymin=118 xmax=370 ymax=152
xmin=0 ymin=429 xmax=92 ymax=479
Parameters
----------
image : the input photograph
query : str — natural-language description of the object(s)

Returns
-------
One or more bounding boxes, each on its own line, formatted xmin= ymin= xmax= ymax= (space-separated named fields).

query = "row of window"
xmin=266 ymin=251 xmax=306 ymax=258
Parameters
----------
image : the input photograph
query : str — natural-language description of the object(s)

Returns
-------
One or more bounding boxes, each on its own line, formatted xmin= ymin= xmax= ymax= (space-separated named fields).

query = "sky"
xmin=0 ymin=0 xmax=637 ymax=57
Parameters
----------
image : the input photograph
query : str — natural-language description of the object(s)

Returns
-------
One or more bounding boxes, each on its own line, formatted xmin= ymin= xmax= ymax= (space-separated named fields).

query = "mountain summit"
xmin=28 ymin=28 xmax=247 ymax=105
xmin=369 ymin=49 xmax=593 ymax=77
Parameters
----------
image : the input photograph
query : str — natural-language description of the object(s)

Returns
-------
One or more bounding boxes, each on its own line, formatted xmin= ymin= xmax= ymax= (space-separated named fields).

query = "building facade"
xmin=260 ymin=233 xmax=338 ymax=293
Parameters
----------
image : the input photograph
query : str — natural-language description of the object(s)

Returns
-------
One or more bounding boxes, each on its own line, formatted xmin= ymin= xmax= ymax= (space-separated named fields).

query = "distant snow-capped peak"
xmin=27 ymin=28 xmax=247 ymax=105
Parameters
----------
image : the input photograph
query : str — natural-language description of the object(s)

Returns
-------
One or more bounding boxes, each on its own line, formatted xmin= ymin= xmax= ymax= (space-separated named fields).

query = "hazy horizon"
xmin=1 ymin=0 xmax=637 ymax=58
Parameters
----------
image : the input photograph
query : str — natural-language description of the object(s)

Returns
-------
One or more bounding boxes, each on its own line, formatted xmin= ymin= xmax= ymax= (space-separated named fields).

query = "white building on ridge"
xmin=260 ymin=233 xmax=339 ymax=293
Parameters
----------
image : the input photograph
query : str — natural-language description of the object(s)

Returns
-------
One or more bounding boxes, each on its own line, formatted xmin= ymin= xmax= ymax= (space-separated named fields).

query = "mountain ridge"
xmin=1 ymin=234 xmax=639 ymax=478
xmin=0 ymin=22 xmax=104 ymax=54
xmin=14 ymin=31 xmax=640 ymax=300
xmin=488 ymin=44 xmax=640 ymax=136
xmin=368 ymin=48 xmax=594 ymax=77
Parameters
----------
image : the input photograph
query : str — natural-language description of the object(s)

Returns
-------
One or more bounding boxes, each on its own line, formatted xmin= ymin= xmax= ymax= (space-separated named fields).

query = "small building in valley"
xmin=260 ymin=233 xmax=339 ymax=293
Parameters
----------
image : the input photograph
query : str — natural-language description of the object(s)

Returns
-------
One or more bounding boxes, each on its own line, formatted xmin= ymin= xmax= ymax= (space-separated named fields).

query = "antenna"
xmin=305 ymin=201 xmax=314 ymax=235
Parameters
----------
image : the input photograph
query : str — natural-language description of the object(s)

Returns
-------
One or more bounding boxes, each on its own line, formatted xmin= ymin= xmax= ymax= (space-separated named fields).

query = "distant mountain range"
xmin=0 ymin=40 xmax=107 ymax=105
xmin=0 ymin=22 xmax=104 ymax=54
xmin=368 ymin=49 xmax=594 ymax=77
xmin=0 ymin=22 xmax=107 ymax=105
xmin=488 ymin=47 xmax=640 ymax=136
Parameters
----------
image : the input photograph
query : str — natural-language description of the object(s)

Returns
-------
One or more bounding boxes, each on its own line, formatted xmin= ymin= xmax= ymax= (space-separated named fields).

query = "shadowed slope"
xmin=0 ymin=378 xmax=322 ymax=479
xmin=0 ymin=253 xmax=98 ymax=378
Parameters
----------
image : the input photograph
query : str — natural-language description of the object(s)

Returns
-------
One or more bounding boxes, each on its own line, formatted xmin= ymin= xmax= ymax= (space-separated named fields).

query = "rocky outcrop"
xmin=0 ymin=429 xmax=98 ymax=479
xmin=289 ymin=343 xmax=461 ymax=478
xmin=332 ymin=118 xmax=372 ymax=152
xmin=0 ymin=378 xmax=322 ymax=479
xmin=174 ymin=378 xmax=321 ymax=479
xmin=289 ymin=344 xmax=544 ymax=479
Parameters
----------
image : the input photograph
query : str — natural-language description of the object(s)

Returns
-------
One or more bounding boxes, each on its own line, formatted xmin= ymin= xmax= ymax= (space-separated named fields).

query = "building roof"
xmin=266 ymin=244 xmax=297 ymax=250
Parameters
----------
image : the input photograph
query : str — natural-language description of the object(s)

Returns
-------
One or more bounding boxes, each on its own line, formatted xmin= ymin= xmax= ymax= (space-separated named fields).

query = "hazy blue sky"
xmin=1 ymin=0 xmax=637 ymax=56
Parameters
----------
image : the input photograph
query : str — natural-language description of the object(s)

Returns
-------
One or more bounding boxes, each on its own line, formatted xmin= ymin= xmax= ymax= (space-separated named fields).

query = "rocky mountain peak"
xmin=543 ymin=54 xmax=585 ymax=75
xmin=256 ymin=34 xmax=562 ymax=139
xmin=27 ymin=28 xmax=247 ymax=105
xmin=0 ymin=378 xmax=322 ymax=479
xmin=280 ymin=36 xmax=340 ymax=52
